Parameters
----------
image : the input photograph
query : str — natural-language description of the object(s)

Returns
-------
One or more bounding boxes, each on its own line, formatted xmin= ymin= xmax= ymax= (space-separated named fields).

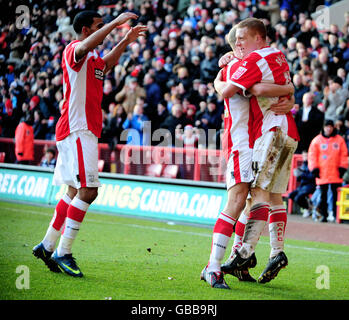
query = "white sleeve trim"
xmin=228 ymin=80 xmax=250 ymax=97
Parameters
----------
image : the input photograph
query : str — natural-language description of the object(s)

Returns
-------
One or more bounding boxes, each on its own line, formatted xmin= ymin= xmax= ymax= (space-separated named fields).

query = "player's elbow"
xmin=219 ymin=90 xmax=230 ymax=99
xmin=250 ymin=86 xmax=264 ymax=97
xmin=220 ymin=87 xmax=235 ymax=99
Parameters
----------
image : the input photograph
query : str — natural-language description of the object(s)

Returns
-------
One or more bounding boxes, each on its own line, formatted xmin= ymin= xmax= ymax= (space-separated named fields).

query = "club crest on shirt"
xmin=94 ymin=68 xmax=104 ymax=81
xmin=332 ymin=143 xmax=339 ymax=150
xmin=232 ymin=66 xmax=247 ymax=80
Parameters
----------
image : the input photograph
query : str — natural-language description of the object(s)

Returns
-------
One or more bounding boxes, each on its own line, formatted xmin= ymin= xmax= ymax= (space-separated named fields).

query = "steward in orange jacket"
xmin=15 ymin=114 xmax=34 ymax=164
xmin=308 ymin=121 xmax=348 ymax=185
xmin=308 ymin=120 xmax=348 ymax=222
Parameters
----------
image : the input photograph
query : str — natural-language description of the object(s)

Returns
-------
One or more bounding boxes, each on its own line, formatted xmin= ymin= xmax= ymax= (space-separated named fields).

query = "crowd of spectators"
xmin=1 ymin=0 xmax=349 ymax=154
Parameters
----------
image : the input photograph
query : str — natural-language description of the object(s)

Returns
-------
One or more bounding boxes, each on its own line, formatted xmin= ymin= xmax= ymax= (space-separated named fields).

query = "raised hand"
xmin=125 ymin=25 xmax=148 ymax=43
xmin=218 ymin=51 xmax=234 ymax=68
xmin=114 ymin=12 xmax=139 ymax=26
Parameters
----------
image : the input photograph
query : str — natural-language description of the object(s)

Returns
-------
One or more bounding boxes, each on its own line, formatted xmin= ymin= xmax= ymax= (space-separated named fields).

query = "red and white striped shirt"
xmin=222 ymin=58 xmax=252 ymax=162
xmin=229 ymin=46 xmax=299 ymax=143
xmin=56 ymin=40 xmax=105 ymax=141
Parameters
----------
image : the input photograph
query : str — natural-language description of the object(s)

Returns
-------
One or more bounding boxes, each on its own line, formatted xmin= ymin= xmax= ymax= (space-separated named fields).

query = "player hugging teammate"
xmin=201 ymin=18 xmax=299 ymax=289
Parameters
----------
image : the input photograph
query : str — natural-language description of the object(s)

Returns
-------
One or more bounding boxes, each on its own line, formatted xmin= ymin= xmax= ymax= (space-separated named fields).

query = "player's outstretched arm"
xmin=248 ymin=82 xmax=295 ymax=115
xmin=103 ymin=25 xmax=147 ymax=74
xmin=75 ymin=12 xmax=138 ymax=61
xmin=249 ymin=83 xmax=294 ymax=97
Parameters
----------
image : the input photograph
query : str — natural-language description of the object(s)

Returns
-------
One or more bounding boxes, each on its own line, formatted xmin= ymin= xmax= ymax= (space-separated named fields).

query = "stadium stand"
xmin=0 ymin=0 xmax=349 ymax=193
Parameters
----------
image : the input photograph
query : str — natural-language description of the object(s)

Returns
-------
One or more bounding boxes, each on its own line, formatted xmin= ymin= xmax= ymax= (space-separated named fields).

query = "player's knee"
xmin=67 ymin=186 xmax=78 ymax=200
xmin=251 ymin=187 xmax=269 ymax=203
xmin=89 ymin=188 xmax=98 ymax=202
xmin=269 ymin=192 xmax=283 ymax=206
xmin=225 ymin=191 xmax=248 ymax=215
xmin=78 ymin=187 xmax=98 ymax=204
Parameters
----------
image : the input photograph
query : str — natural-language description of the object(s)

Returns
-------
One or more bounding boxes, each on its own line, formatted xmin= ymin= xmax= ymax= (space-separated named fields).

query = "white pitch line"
xmin=2 ymin=205 xmax=349 ymax=256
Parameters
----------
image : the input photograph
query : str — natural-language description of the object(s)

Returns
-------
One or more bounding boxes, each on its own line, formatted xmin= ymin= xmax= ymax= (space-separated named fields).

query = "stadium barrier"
xmin=0 ymin=138 xmax=301 ymax=213
xmin=0 ymin=163 xmax=227 ymax=225
xmin=336 ymin=186 xmax=349 ymax=223
xmin=0 ymin=138 xmax=225 ymax=182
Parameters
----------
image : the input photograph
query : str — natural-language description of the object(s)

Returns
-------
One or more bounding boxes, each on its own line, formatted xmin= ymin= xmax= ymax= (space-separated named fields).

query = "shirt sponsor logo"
xmin=94 ymin=68 xmax=104 ymax=81
xmin=275 ymin=54 xmax=287 ymax=66
xmin=232 ymin=66 xmax=247 ymax=80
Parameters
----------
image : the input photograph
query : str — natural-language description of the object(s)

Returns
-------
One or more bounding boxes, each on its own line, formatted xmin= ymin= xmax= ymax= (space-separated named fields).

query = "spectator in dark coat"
xmin=107 ymin=104 xmax=127 ymax=149
xmin=293 ymin=74 xmax=309 ymax=107
xmin=294 ymin=19 xmax=318 ymax=48
xmin=200 ymin=98 xmax=222 ymax=130
xmin=102 ymin=80 xmax=117 ymax=113
xmin=160 ymin=103 xmax=189 ymax=146
xmin=144 ymin=73 xmax=162 ymax=120
xmin=288 ymin=151 xmax=316 ymax=218
xmin=153 ymin=100 xmax=169 ymax=132
xmin=295 ymin=92 xmax=324 ymax=153
xmin=33 ymin=110 xmax=47 ymax=140
xmin=197 ymin=98 xmax=222 ymax=146
xmin=200 ymin=46 xmax=219 ymax=83
xmin=154 ymin=59 xmax=170 ymax=94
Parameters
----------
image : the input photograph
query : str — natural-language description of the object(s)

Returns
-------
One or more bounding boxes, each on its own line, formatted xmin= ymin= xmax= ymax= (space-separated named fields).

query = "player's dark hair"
xmin=46 ymin=147 xmax=56 ymax=157
xmin=73 ymin=11 xmax=102 ymax=34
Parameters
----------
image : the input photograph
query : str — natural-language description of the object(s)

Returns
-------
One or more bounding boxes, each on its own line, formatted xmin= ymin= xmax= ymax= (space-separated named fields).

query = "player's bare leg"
xmin=238 ymin=187 xmax=270 ymax=257
xmin=230 ymin=199 xmax=251 ymax=253
xmin=220 ymin=187 xmax=270 ymax=272
xmin=258 ymin=193 xmax=288 ymax=283
xmin=32 ymin=186 xmax=78 ymax=273
xmin=207 ymin=182 xmax=249 ymax=271
xmin=222 ymin=182 xmax=250 ymax=221
xmin=201 ymin=183 xmax=249 ymax=288
xmin=52 ymin=186 xmax=98 ymax=277
xmin=221 ymin=198 xmax=257 ymax=282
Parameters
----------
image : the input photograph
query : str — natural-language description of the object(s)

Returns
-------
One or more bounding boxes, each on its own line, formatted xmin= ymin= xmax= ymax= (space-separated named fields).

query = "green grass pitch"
xmin=1 ymin=200 xmax=349 ymax=300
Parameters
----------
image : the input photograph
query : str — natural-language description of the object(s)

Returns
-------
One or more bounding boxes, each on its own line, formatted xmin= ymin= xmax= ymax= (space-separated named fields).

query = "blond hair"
xmin=227 ymin=25 xmax=238 ymax=49
xmin=236 ymin=18 xmax=267 ymax=40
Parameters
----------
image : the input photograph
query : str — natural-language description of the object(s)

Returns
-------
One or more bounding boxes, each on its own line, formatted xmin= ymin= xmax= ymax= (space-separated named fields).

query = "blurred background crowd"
xmin=0 ymin=0 xmax=349 ymax=152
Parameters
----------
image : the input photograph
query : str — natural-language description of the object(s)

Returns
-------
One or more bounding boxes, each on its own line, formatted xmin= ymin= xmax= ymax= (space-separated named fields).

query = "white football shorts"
xmin=251 ymin=127 xmax=298 ymax=194
xmin=53 ymin=130 xmax=101 ymax=189
xmin=226 ymin=146 xmax=254 ymax=191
